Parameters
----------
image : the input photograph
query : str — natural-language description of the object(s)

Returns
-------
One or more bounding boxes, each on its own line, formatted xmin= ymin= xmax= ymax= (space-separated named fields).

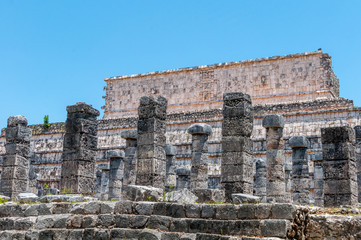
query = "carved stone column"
xmin=311 ymin=152 xmax=324 ymax=206
xmin=0 ymin=115 xmax=32 ymax=198
xmin=254 ymin=159 xmax=267 ymax=202
xmin=321 ymin=126 xmax=358 ymax=207
xmin=289 ymin=136 xmax=310 ymax=205
xmin=187 ymin=123 xmax=212 ymax=190
xmin=355 ymin=126 xmax=361 ymax=202
xmin=262 ymin=114 xmax=286 ymax=203
xmin=60 ymin=102 xmax=99 ymax=195
xmin=121 ymin=130 xmax=137 ymax=188
xmin=165 ymin=144 xmax=177 ymax=192
xmin=136 ymin=96 xmax=167 ymax=188
xmin=221 ymin=92 xmax=254 ymax=202
xmin=108 ymin=149 xmax=125 ymax=200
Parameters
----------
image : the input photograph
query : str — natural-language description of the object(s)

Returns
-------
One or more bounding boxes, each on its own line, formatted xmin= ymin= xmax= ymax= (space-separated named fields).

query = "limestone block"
xmin=232 ymin=193 xmax=261 ymax=204
xmin=17 ymin=193 xmax=39 ymax=203
xmin=222 ymin=117 xmax=253 ymax=137
xmin=123 ymin=185 xmax=163 ymax=202
xmin=7 ymin=115 xmax=28 ymax=127
xmin=5 ymin=143 xmax=31 ymax=158
xmin=138 ymin=96 xmax=168 ymax=120
xmin=121 ymin=129 xmax=138 ymax=140
xmin=187 ymin=123 xmax=212 ymax=136
xmin=289 ymin=136 xmax=309 ymax=148
xmin=222 ymin=136 xmax=253 ymax=154
xmin=5 ymin=127 xmax=32 ymax=143
xmin=262 ymin=115 xmax=285 ymax=128
xmin=66 ymin=102 xmax=100 ymax=117
xmin=321 ymin=126 xmax=355 ymax=144
xmin=164 ymin=144 xmax=177 ymax=156
xmin=222 ymin=152 xmax=253 ymax=165
xmin=107 ymin=149 xmax=125 ymax=159
xmin=322 ymin=142 xmax=356 ymax=160
xmin=192 ymin=189 xmax=225 ymax=203
xmin=322 ymin=159 xmax=356 ymax=180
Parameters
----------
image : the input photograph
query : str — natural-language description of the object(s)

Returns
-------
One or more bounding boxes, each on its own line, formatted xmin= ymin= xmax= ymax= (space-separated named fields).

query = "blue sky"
xmin=0 ymin=0 xmax=360 ymax=128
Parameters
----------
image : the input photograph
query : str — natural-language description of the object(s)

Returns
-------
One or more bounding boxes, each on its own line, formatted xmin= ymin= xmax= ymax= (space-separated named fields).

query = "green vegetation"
xmin=61 ymin=186 xmax=73 ymax=195
xmin=0 ymin=197 xmax=8 ymax=204
xmin=43 ymin=115 xmax=50 ymax=129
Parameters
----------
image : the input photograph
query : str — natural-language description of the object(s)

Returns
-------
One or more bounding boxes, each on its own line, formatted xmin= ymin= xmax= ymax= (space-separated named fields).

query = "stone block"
xmin=65 ymin=118 xmax=97 ymax=135
xmin=260 ymin=219 xmax=290 ymax=238
xmin=192 ymin=189 xmax=225 ymax=203
xmin=271 ymin=204 xmax=297 ymax=220
xmin=61 ymin=161 xmax=95 ymax=178
xmin=61 ymin=148 xmax=97 ymax=162
xmin=324 ymin=193 xmax=358 ymax=207
xmin=188 ymin=219 xmax=209 ymax=233
xmin=185 ymin=204 xmax=201 ymax=218
xmin=39 ymin=194 xmax=84 ymax=203
xmin=170 ymin=218 xmax=189 ymax=232
xmin=166 ymin=203 xmax=186 ymax=218
xmin=5 ymin=143 xmax=30 ymax=158
xmin=165 ymin=144 xmax=177 ymax=156
xmin=232 ymin=193 xmax=261 ymax=204
xmin=292 ymin=165 xmax=310 ymax=177
xmin=288 ymin=136 xmax=309 ymax=148
xmin=138 ymin=95 xmax=168 ymax=120
xmin=165 ymin=189 xmax=198 ymax=204
xmin=266 ymin=181 xmax=286 ymax=197
xmin=17 ymin=193 xmax=38 ymax=203
xmin=262 ymin=115 xmax=284 ymax=128
xmin=2 ymin=155 xmax=29 ymax=167
xmin=60 ymin=176 xmax=95 ymax=194
xmin=221 ymin=136 xmax=253 ymax=154
xmin=322 ymin=142 xmax=355 ymax=160
xmin=239 ymin=220 xmax=261 ymax=236
xmin=66 ymin=102 xmax=100 ymax=116
xmin=214 ymin=205 xmax=237 ymax=220
xmin=1 ymin=166 xmax=29 ymax=180
xmin=123 ymin=185 xmax=163 ymax=202
xmin=201 ymin=205 xmax=215 ymax=219
xmin=115 ymin=214 xmax=129 ymax=228
xmin=188 ymin=123 xmax=212 ymax=136
xmin=107 ymin=149 xmax=125 ymax=159
xmin=321 ymin=126 xmax=355 ymax=144
xmin=121 ymin=129 xmax=138 ymax=140
xmin=221 ymin=182 xmax=253 ymax=200
xmin=134 ymin=201 xmax=155 ymax=215
xmin=222 ymin=117 xmax=253 ymax=137
xmin=63 ymin=132 xmax=97 ymax=150
xmin=5 ymin=126 xmax=32 ymax=143
xmin=266 ymin=149 xmax=285 ymax=166
xmin=138 ymin=132 xmax=166 ymax=145
xmin=323 ymin=159 xmax=356 ymax=180
xmin=148 ymin=215 xmax=171 ymax=231
xmin=138 ymin=145 xmax=166 ymax=159
xmin=7 ymin=115 xmax=28 ymax=127
xmin=324 ymin=179 xmax=357 ymax=195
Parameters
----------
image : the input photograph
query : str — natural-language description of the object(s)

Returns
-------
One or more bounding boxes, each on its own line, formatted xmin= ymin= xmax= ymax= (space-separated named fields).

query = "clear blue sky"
xmin=1 ymin=0 xmax=360 ymax=128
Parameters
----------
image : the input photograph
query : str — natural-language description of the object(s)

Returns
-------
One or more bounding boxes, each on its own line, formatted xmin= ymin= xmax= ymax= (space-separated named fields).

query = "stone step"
xmin=0 ymin=228 xmax=286 ymax=240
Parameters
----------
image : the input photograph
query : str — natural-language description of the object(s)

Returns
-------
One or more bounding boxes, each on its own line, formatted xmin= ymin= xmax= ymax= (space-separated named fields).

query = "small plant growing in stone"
xmin=43 ymin=115 xmax=50 ymax=129
xmin=44 ymin=183 xmax=49 ymax=189
xmin=0 ymin=197 xmax=8 ymax=204
xmin=61 ymin=186 xmax=73 ymax=195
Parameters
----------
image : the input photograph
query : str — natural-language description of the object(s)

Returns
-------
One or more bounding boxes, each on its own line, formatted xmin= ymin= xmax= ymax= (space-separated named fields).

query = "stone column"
xmin=221 ymin=92 xmax=254 ymax=202
xmin=284 ymin=163 xmax=292 ymax=203
xmin=254 ymin=159 xmax=267 ymax=202
xmin=0 ymin=116 xmax=32 ymax=198
xmin=176 ymin=168 xmax=190 ymax=190
xmin=321 ymin=126 xmax=358 ymax=207
xmin=289 ymin=136 xmax=310 ymax=205
xmin=108 ymin=149 xmax=125 ymax=200
xmin=187 ymin=123 xmax=212 ymax=190
xmin=136 ymin=96 xmax=167 ymax=188
xmin=121 ymin=130 xmax=137 ymax=188
xmin=60 ymin=102 xmax=99 ymax=195
xmin=262 ymin=114 xmax=286 ymax=203
xmin=355 ymin=126 xmax=361 ymax=202
xmin=165 ymin=144 xmax=177 ymax=192
xmin=311 ymin=152 xmax=324 ymax=206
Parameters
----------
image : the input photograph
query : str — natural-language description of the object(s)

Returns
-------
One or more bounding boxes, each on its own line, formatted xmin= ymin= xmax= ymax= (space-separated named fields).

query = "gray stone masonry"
xmin=254 ymin=159 xmax=267 ymax=202
xmin=136 ymin=95 xmax=168 ymax=188
xmin=165 ymin=144 xmax=177 ymax=192
xmin=108 ymin=150 xmax=125 ymax=200
xmin=289 ymin=136 xmax=310 ymax=205
xmin=221 ymin=92 xmax=254 ymax=202
xmin=321 ymin=126 xmax=358 ymax=207
xmin=0 ymin=115 xmax=32 ymax=198
xmin=0 ymin=200 xmax=308 ymax=239
xmin=284 ymin=163 xmax=292 ymax=203
xmin=60 ymin=102 xmax=100 ymax=195
xmin=121 ymin=130 xmax=137 ymax=188
xmin=311 ymin=152 xmax=324 ymax=206
xmin=355 ymin=126 xmax=361 ymax=202
xmin=187 ymin=123 xmax=212 ymax=190
xmin=176 ymin=168 xmax=190 ymax=190
xmin=263 ymin=114 xmax=287 ymax=203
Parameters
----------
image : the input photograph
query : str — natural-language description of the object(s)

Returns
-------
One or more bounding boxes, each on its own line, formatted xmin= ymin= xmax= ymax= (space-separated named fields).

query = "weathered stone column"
xmin=262 ymin=114 xmax=286 ymax=203
xmin=321 ymin=126 xmax=358 ymax=207
xmin=311 ymin=152 xmax=324 ymax=206
xmin=284 ymin=163 xmax=292 ymax=203
xmin=0 ymin=116 xmax=32 ymax=198
xmin=176 ymin=168 xmax=190 ymax=190
xmin=254 ymin=159 xmax=267 ymax=202
xmin=221 ymin=92 xmax=254 ymax=202
xmin=60 ymin=102 xmax=99 ymax=195
xmin=355 ymin=126 xmax=361 ymax=202
xmin=187 ymin=123 xmax=212 ymax=190
xmin=289 ymin=136 xmax=310 ymax=205
xmin=108 ymin=149 xmax=125 ymax=200
xmin=121 ymin=130 xmax=137 ymax=188
xmin=165 ymin=144 xmax=177 ymax=192
xmin=136 ymin=96 xmax=167 ymax=188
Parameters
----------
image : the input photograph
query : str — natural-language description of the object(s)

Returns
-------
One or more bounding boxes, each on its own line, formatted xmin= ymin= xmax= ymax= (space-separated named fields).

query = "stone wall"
xmin=103 ymin=50 xmax=339 ymax=119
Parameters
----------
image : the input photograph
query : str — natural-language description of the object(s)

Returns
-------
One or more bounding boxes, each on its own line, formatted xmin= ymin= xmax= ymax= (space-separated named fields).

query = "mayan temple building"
xmin=0 ymin=49 xmax=360 ymax=196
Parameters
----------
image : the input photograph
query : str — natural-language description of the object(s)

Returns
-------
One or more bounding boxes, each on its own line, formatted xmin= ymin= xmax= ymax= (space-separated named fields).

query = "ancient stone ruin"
xmin=0 ymin=50 xmax=361 ymax=239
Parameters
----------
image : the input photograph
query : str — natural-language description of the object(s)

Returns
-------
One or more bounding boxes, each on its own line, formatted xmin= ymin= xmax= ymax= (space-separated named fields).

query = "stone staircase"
xmin=0 ymin=201 xmax=308 ymax=239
